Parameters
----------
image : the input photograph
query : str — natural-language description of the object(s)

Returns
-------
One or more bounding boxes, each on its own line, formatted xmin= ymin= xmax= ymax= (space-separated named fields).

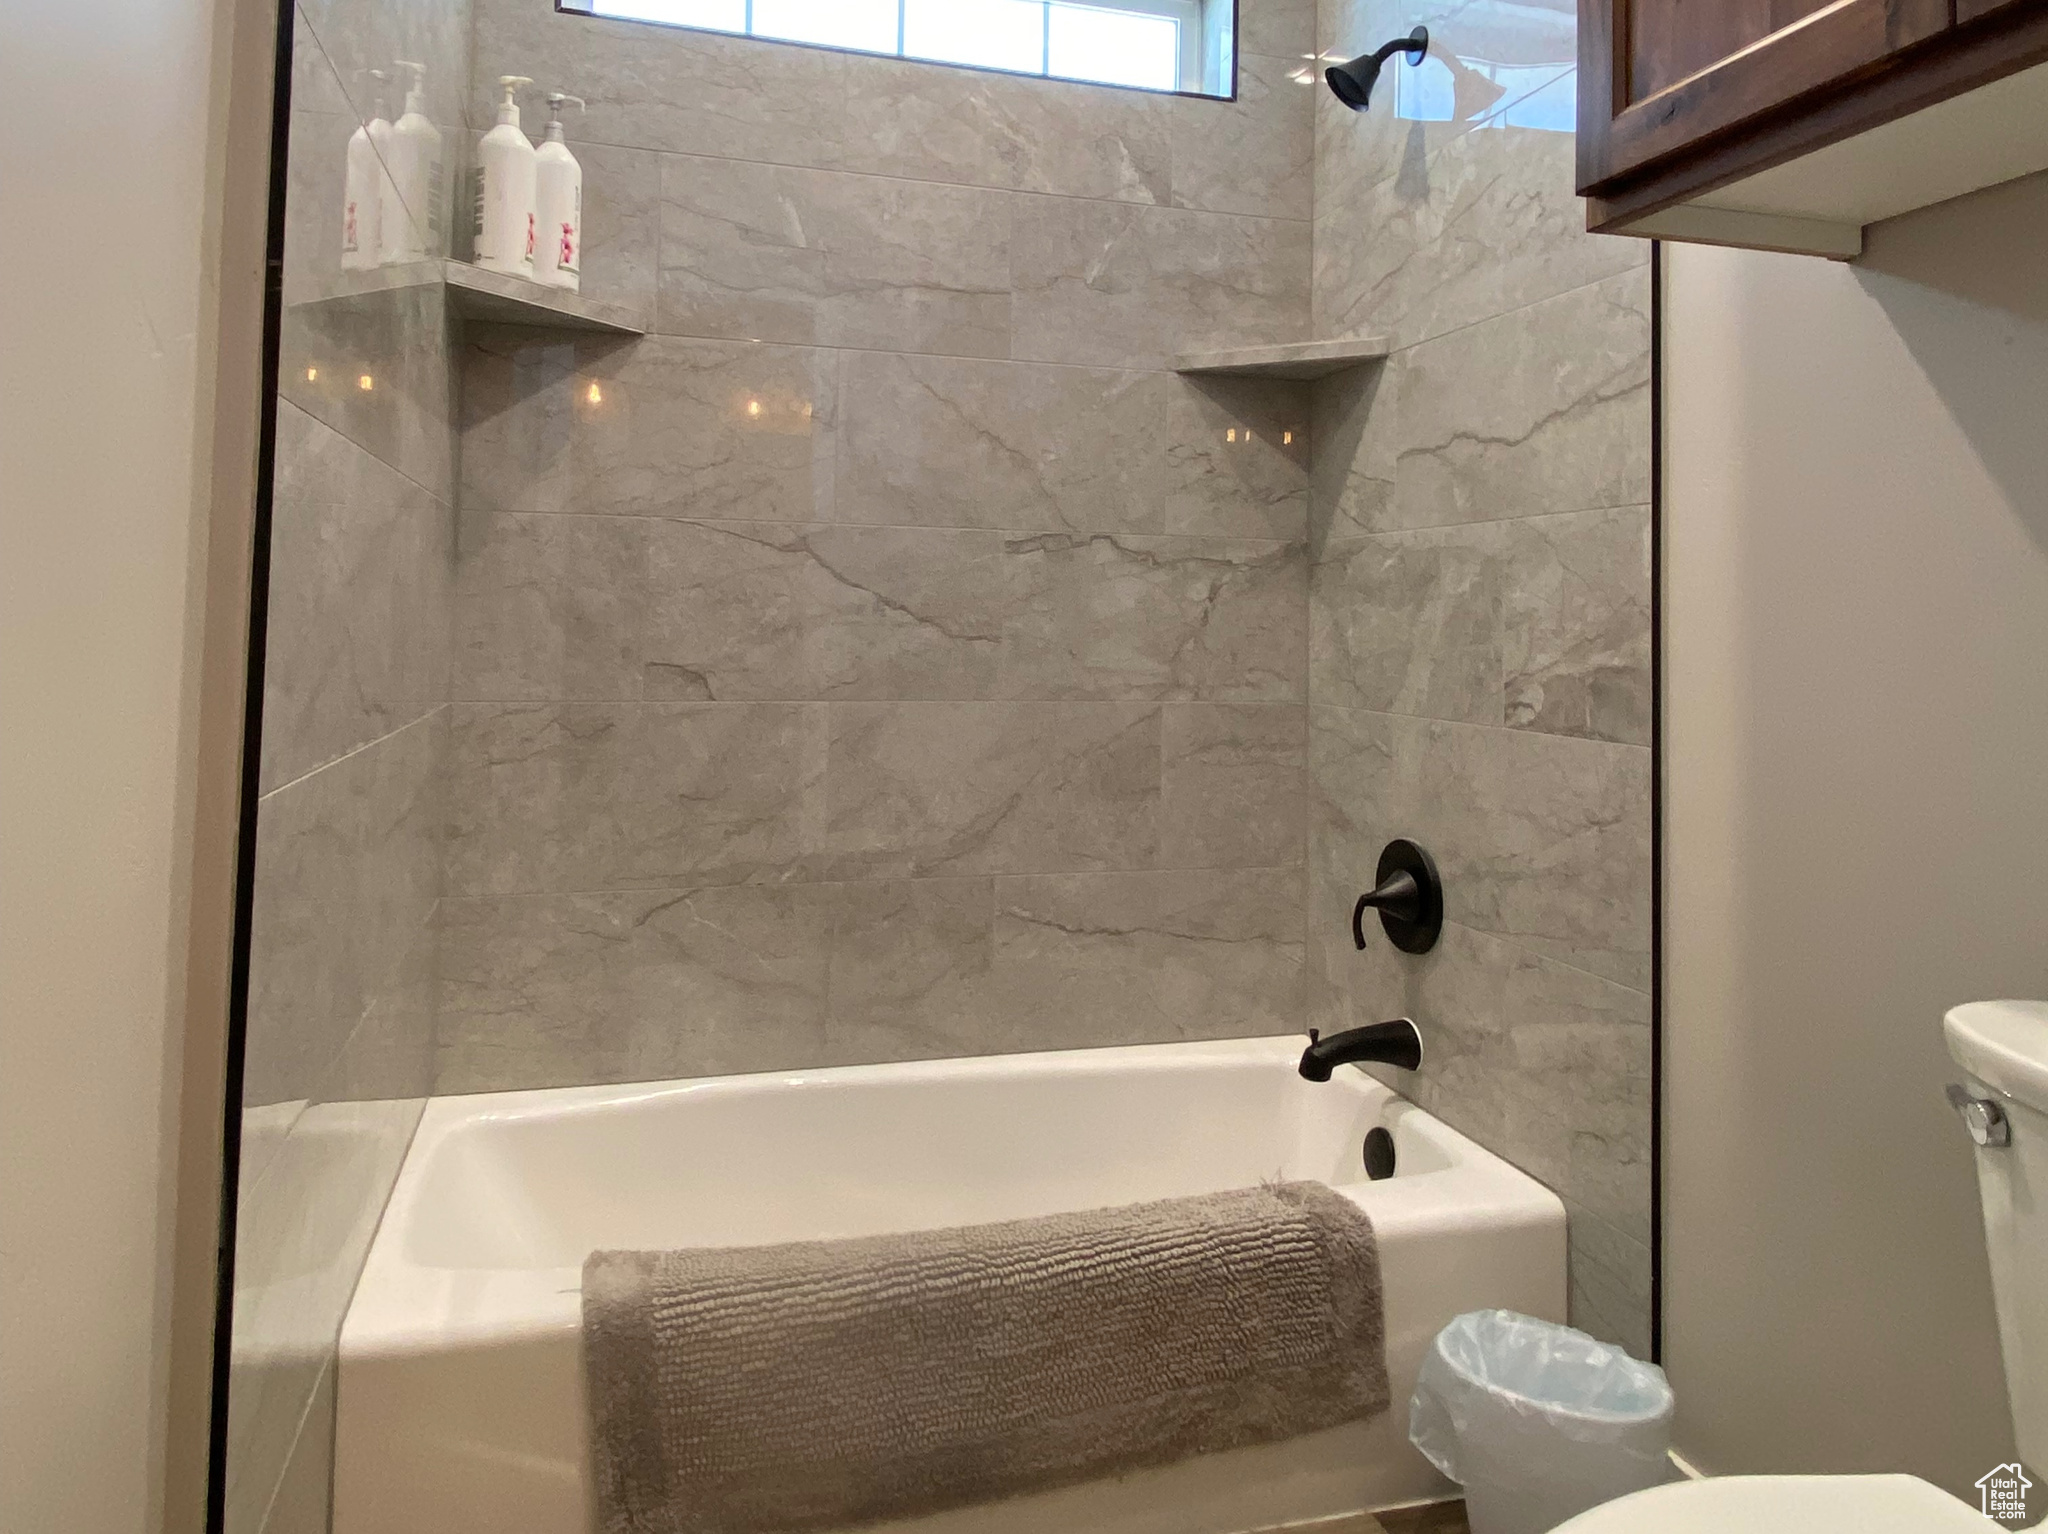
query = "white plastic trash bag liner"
xmin=1410 ymin=1310 xmax=1675 ymax=1534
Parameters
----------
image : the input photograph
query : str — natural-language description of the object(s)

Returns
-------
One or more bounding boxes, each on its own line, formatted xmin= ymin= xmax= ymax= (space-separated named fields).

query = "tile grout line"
xmin=1357 ymin=258 xmax=1652 ymax=366
xmin=440 ymin=862 xmax=1314 ymax=903
xmin=1309 ymin=499 xmax=1655 ymax=543
xmin=463 ymin=506 xmax=1312 ymax=544
xmin=1310 ymin=697 xmax=1653 ymax=754
xmin=445 ymin=697 xmax=1308 ymax=708
xmin=467 ymin=327 xmax=1325 ymax=381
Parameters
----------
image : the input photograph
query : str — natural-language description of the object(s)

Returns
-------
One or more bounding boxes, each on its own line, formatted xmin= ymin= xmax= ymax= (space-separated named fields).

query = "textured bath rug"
xmin=581 ymin=1179 xmax=1388 ymax=1534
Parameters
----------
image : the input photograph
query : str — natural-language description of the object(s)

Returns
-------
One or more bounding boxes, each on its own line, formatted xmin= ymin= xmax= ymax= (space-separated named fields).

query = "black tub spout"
xmin=1298 ymin=1019 xmax=1424 ymax=1080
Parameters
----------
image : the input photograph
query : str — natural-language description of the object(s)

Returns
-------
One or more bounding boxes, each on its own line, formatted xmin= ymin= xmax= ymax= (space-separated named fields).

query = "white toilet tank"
xmin=1945 ymin=999 xmax=2048 ymax=1479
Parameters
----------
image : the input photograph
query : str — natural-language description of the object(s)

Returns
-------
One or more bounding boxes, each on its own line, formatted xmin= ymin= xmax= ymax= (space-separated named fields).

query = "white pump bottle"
xmin=383 ymin=60 xmax=444 ymax=262
xmin=533 ymin=92 xmax=586 ymax=291
xmin=342 ymin=69 xmax=391 ymax=270
xmin=369 ymin=82 xmax=402 ymax=266
xmin=473 ymin=75 xmax=537 ymax=277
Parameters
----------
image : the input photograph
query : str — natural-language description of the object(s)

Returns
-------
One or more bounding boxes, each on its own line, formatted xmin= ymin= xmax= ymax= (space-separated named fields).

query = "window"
xmin=563 ymin=0 xmax=1231 ymax=97
xmin=1393 ymin=57 xmax=1577 ymax=134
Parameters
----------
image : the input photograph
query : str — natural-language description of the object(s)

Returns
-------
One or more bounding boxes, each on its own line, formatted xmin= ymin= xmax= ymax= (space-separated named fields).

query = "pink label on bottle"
xmin=525 ymin=212 xmax=535 ymax=259
xmin=559 ymin=224 xmax=576 ymax=268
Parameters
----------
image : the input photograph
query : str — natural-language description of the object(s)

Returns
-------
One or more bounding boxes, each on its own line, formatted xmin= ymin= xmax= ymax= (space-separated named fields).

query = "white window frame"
xmin=558 ymin=0 xmax=1236 ymax=98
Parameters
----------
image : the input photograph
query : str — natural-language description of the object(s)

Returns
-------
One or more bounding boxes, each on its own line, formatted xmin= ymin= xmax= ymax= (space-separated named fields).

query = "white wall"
xmin=0 ymin=0 xmax=261 ymax=1526
xmin=1662 ymin=175 xmax=2048 ymax=1498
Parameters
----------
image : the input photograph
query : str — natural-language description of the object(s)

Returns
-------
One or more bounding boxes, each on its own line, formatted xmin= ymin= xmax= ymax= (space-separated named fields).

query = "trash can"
xmin=1409 ymin=1310 xmax=1676 ymax=1534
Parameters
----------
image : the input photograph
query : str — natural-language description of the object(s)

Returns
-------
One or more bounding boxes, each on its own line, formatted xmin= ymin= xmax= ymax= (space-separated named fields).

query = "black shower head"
xmin=1325 ymin=25 xmax=1429 ymax=111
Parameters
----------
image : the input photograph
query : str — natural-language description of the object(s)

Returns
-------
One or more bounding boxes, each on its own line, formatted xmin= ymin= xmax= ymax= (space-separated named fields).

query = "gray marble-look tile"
xmin=823 ymin=877 xmax=999 ymax=1064
xmin=1310 ymin=506 xmax=1650 ymax=743
xmin=443 ymin=702 xmax=825 ymax=895
xmin=830 ymin=59 xmax=1173 ymax=202
xmin=557 ymin=140 xmax=660 ymax=319
xmin=991 ymin=867 xmax=1305 ymax=1045
xmin=244 ymin=709 xmax=444 ymax=1112
xmin=459 ymin=330 xmax=837 ymax=520
xmin=295 ymin=0 xmax=468 ymax=253
xmin=1301 ymin=881 xmax=1650 ymax=1355
xmin=1310 ymin=914 xmax=1649 ymax=1234
xmin=823 ymin=702 xmax=1160 ymax=878
xmin=468 ymin=0 xmax=845 ymax=166
xmin=435 ymin=884 xmax=835 ymax=1092
xmin=1011 ymin=198 xmax=1310 ymax=370
xmin=1310 ymin=527 xmax=1504 ymax=723
xmin=1161 ymin=702 xmax=1306 ymax=869
xmin=279 ymin=278 xmax=456 ymax=507
xmin=1309 ymin=705 xmax=1650 ymax=988
xmin=224 ymin=1092 xmax=420 ymax=1534
xmin=1170 ymin=51 xmax=1315 ymax=222
xmin=301 ymin=0 xmax=471 ymax=134
xmin=833 ymin=353 xmax=1168 ymax=534
xmin=1000 ymin=533 xmax=1306 ymax=701
xmin=657 ymin=155 xmax=1012 ymax=357
xmin=1502 ymin=506 xmax=1651 ymax=746
xmin=797 ymin=524 xmax=1012 ymax=700
xmin=1564 ymin=1199 xmax=1655 ymax=1357
xmin=279 ymin=21 xmax=358 ymax=311
xmin=254 ymin=1357 xmax=335 ymax=1534
xmin=1244 ymin=0 xmax=1319 ymax=59
xmin=1307 ymin=357 xmax=1394 ymax=547
xmin=263 ymin=402 xmax=453 ymax=793
xmin=318 ymin=906 xmax=439 ymax=1106
xmin=1165 ymin=374 xmax=1313 ymax=538
xmin=1373 ymin=267 xmax=1652 ymax=533
xmin=1314 ymin=118 xmax=1643 ymax=354
xmin=453 ymin=514 xmax=1006 ymax=702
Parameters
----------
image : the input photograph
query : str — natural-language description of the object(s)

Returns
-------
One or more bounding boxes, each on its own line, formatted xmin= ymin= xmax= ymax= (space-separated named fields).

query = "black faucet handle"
xmin=1351 ymin=839 xmax=1443 ymax=954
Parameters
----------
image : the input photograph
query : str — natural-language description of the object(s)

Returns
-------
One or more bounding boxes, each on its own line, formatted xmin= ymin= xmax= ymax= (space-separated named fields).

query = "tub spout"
xmin=1298 ymin=1019 xmax=1423 ymax=1080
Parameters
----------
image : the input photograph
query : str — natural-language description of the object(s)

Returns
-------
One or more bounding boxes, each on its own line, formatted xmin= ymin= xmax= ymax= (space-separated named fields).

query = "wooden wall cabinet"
xmin=1578 ymin=0 xmax=2048 ymax=256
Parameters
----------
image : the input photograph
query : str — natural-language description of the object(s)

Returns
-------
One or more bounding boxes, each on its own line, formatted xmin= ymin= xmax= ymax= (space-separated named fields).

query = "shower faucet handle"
xmin=1351 ymin=838 xmax=1443 ymax=955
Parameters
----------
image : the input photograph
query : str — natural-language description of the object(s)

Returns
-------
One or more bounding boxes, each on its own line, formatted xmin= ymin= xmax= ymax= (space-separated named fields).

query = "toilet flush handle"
xmin=1947 ymin=1083 xmax=2012 ymax=1148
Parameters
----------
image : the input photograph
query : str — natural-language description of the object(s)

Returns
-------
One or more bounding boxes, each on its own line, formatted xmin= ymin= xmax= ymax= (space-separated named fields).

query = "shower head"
xmin=1324 ymin=25 xmax=1428 ymax=112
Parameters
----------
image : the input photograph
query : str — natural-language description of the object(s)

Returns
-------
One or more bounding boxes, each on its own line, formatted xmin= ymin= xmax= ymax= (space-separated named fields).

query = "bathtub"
xmin=333 ymin=1035 xmax=1565 ymax=1534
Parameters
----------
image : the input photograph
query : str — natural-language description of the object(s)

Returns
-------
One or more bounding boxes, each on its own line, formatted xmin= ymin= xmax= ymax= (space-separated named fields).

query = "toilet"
xmin=1552 ymin=999 xmax=2048 ymax=1532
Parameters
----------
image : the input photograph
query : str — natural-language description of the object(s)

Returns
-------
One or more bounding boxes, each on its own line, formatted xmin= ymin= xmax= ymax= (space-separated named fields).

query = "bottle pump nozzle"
xmin=396 ymin=59 xmax=427 ymax=111
xmin=496 ymin=74 xmax=534 ymax=125
xmin=543 ymin=91 xmax=586 ymax=142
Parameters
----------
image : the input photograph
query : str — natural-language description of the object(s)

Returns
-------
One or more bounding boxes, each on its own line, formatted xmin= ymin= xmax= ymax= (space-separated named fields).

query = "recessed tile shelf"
xmin=1173 ymin=337 xmax=1391 ymax=381
xmin=288 ymin=259 xmax=646 ymax=335
xmin=441 ymin=262 xmax=645 ymax=334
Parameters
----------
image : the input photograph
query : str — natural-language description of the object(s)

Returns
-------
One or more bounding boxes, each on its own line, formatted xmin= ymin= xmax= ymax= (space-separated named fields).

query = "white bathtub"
xmin=334 ymin=1036 xmax=1565 ymax=1534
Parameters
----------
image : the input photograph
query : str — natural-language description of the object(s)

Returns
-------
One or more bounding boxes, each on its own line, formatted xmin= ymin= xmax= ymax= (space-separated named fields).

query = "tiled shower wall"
xmin=436 ymin=0 xmax=1655 ymax=1353
xmin=228 ymin=0 xmax=468 ymax=1526
xmin=436 ymin=0 xmax=1329 ymax=1090
xmin=1306 ymin=0 xmax=1655 ymax=1351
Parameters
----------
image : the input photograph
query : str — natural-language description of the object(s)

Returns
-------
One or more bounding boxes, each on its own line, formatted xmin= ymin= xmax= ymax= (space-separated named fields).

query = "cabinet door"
xmin=1578 ymin=0 xmax=1954 ymax=192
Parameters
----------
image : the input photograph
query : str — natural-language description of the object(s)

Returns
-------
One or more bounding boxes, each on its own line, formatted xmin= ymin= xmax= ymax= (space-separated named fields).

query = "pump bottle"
xmin=342 ymin=70 xmax=391 ymax=270
xmin=473 ymin=75 xmax=537 ymax=277
xmin=368 ymin=82 xmax=401 ymax=266
xmin=383 ymin=60 xmax=444 ymax=262
xmin=533 ymin=92 xmax=586 ymax=291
